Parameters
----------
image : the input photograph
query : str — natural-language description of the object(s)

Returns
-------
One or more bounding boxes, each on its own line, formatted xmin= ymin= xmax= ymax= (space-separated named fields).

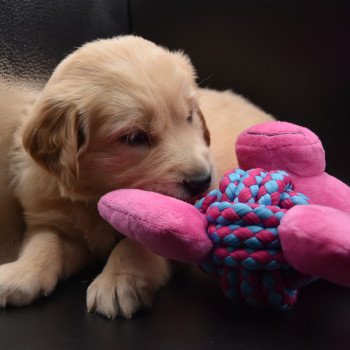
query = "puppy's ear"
xmin=197 ymin=108 xmax=210 ymax=146
xmin=23 ymin=98 xmax=86 ymax=191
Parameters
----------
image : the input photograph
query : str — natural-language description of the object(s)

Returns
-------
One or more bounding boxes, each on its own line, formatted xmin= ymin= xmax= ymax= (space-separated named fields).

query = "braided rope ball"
xmin=195 ymin=168 xmax=313 ymax=310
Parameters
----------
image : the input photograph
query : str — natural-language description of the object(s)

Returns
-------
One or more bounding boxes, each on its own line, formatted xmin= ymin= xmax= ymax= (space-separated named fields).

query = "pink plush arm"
xmin=280 ymin=205 xmax=350 ymax=287
xmin=98 ymin=189 xmax=212 ymax=264
xmin=293 ymin=173 xmax=350 ymax=214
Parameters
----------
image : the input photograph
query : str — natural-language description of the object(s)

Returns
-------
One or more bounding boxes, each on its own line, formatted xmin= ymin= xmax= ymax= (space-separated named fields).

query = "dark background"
xmin=1 ymin=0 xmax=349 ymax=182
xmin=1 ymin=1 xmax=350 ymax=349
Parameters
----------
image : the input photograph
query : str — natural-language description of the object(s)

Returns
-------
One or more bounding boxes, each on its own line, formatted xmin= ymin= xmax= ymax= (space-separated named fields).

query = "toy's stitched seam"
xmin=239 ymin=139 xmax=320 ymax=150
xmin=247 ymin=131 xmax=304 ymax=136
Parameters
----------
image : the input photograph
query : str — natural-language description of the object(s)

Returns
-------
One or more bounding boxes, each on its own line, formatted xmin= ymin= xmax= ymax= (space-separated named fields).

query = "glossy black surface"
xmin=0 ymin=0 xmax=130 ymax=78
xmin=1 ymin=266 xmax=350 ymax=350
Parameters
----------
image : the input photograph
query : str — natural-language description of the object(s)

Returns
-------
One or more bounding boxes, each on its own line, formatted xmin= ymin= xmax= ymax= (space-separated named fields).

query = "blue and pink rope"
xmin=195 ymin=168 xmax=313 ymax=310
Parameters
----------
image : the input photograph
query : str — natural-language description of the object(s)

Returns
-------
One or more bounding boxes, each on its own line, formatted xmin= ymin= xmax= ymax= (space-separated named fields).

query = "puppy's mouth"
xmin=138 ymin=175 xmax=212 ymax=204
xmin=156 ymin=187 xmax=207 ymax=204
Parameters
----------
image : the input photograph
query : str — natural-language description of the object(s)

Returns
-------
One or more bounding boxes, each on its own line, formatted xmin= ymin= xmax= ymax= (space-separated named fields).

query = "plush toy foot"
xmin=98 ymin=189 xmax=212 ymax=264
xmin=279 ymin=205 xmax=350 ymax=287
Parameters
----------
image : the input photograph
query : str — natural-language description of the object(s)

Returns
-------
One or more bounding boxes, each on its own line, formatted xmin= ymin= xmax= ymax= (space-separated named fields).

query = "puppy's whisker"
xmin=197 ymin=74 xmax=214 ymax=87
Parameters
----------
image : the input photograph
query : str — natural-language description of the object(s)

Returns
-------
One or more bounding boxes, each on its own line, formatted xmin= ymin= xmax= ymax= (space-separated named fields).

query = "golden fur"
xmin=0 ymin=36 xmax=273 ymax=319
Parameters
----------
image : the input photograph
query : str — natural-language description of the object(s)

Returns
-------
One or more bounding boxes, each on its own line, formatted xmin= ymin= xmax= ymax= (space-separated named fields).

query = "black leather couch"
xmin=1 ymin=1 xmax=350 ymax=349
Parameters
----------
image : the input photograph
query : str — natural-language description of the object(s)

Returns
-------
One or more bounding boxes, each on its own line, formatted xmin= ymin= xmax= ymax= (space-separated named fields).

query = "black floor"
xmin=1 ymin=265 xmax=349 ymax=350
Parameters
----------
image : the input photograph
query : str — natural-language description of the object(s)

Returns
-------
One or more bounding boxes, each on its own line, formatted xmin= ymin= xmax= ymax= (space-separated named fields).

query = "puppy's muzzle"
xmin=183 ymin=172 xmax=212 ymax=197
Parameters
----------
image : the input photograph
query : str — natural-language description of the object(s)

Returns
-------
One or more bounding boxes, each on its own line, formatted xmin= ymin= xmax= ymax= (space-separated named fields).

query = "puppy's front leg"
xmin=87 ymin=238 xmax=171 ymax=319
xmin=0 ymin=229 xmax=90 ymax=306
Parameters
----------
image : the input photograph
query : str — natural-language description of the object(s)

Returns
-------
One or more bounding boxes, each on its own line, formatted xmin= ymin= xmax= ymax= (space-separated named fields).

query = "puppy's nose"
xmin=183 ymin=172 xmax=211 ymax=197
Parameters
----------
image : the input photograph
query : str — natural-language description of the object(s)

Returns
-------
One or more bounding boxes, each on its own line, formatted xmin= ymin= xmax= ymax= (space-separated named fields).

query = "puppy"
xmin=0 ymin=36 xmax=213 ymax=318
xmin=0 ymin=35 xmax=273 ymax=319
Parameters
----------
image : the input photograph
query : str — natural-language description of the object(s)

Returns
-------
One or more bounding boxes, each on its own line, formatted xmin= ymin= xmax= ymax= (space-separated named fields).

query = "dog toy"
xmin=98 ymin=121 xmax=350 ymax=310
xmin=236 ymin=122 xmax=350 ymax=287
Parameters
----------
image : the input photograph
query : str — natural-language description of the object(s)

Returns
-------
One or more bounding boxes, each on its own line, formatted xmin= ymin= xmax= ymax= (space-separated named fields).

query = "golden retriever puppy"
xmin=0 ymin=36 xmax=213 ymax=318
xmin=0 ymin=35 xmax=273 ymax=319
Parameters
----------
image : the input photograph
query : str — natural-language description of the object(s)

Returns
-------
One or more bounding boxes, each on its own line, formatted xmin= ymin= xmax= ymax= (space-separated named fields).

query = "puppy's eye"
xmin=187 ymin=112 xmax=193 ymax=123
xmin=121 ymin=131 xmax=150 ymax=146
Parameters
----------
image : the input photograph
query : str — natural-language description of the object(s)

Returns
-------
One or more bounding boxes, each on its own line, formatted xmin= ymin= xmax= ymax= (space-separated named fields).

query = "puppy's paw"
xmin=0 ymin=262 xmax=57 ymax=307
xmin=86 ymin=273 xmax=154 ymax=319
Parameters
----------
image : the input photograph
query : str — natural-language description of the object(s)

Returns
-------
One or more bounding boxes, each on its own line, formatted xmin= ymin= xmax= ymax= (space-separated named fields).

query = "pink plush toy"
xmin=236 ymin=122 xmax=350 ymax=287
xmin=98 ymin=121 xmax=350 ymax=310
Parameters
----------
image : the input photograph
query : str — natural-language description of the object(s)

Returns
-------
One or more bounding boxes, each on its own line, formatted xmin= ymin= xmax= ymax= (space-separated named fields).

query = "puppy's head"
xmin=23 ymin=36 xmax=213 ymax=202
